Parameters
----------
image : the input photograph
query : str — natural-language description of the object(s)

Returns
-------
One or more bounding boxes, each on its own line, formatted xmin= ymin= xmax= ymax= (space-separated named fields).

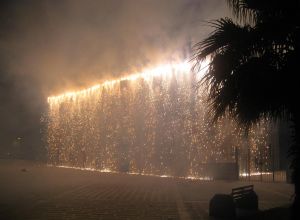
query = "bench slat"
xmin=232 ymin=185 xmax=253 ymax=191
xmin=232 ymin=189 xmax=254 ymax=195
xmin=231 ymin=185 xmax=254 ymax=200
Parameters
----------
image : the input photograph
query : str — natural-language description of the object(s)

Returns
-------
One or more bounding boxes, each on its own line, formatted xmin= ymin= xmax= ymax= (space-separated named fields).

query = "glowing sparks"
xmin=240 ymin=172 xmax=273 ymax=177
xmin=49 ymin=165 xmax=211 ymax=181
xmin=48 ymin=61 xmax=192 ymax=105
xmin=45 ymin=59 xmax=272 ymax=180
xmin=47 ymin=85 xmax=101 ymax=105
xmin=50 ymin=165 xmax=117 ymax=173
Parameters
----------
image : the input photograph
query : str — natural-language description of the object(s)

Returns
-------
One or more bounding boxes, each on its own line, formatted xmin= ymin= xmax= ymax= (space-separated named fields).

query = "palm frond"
xmin=194 ymin=0 xmax=299 ymax=130
xmin=226 ymin=0 xmax=257 ymax=24
xmin=227 ymin=0 xmax=300 ymax=25
xmin=193 ymin=18 xmax=253 ymax=61
xmin=202 ymin=49 xmax=285 ymax=129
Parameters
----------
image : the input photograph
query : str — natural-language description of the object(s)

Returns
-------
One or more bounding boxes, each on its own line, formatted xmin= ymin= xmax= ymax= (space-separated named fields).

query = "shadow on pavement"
xmin=239 ymin=206 xmax=291 ymax=220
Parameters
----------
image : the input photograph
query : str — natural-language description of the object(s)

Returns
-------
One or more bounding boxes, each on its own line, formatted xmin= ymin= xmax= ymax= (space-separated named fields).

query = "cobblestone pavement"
xmin=0 ymin=160 xmax=294 ymax=220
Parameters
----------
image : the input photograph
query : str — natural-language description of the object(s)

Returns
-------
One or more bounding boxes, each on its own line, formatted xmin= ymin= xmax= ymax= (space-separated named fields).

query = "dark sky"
xmin=0 ymin=0 xmax=229 ymax=159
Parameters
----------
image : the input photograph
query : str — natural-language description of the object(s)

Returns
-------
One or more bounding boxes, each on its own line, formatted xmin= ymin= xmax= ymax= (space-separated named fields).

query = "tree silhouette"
xmin=194 ymin=0 xmax=300 ymax=218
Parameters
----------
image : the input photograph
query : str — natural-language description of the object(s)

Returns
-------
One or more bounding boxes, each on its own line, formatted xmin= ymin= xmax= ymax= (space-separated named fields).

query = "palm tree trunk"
xmin=291 ymin=110 xmax=300 ymax=219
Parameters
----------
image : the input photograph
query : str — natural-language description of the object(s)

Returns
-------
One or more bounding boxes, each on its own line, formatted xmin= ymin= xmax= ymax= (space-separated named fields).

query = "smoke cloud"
xmin=1 ymin=0 xmax=228 ymax=95
xmin=0 ymin=0 xmax=229 ymax=159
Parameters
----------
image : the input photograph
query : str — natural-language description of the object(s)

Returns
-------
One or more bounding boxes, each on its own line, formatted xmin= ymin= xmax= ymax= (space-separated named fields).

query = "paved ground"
xmin=0 ymin=160 xmax=294 ymax=220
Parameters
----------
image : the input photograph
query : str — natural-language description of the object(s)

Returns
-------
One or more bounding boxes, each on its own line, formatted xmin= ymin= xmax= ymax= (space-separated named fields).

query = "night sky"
xmin=0 ymin=0 xmax=229 ymax=159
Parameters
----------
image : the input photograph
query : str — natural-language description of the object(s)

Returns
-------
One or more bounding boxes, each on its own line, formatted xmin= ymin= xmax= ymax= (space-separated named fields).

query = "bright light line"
xmin=47 ymin=61 xmax=192 ymax=105
xmin=49 ymin=164 xmax=212 ymax=181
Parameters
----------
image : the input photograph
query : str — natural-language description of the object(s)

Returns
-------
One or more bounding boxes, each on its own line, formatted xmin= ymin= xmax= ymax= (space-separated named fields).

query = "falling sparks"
xmin=45 ymin=60 xmax=273 ymax=179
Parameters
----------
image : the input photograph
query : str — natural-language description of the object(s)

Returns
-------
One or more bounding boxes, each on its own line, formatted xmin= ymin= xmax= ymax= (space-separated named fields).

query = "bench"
xmin=209 ymin=194 xmax=236 ymax=218
xmin=231 ymin=185 xmax=258 ymax=210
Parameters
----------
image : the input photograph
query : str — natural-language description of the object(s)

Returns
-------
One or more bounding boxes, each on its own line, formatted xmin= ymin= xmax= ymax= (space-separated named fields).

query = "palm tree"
xmin=194 ymin=0 xmax=300 ymax=218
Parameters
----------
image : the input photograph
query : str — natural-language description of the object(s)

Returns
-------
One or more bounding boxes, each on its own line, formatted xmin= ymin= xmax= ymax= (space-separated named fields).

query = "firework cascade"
xmin=46 ymin=62 xmax=273 ymax=178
